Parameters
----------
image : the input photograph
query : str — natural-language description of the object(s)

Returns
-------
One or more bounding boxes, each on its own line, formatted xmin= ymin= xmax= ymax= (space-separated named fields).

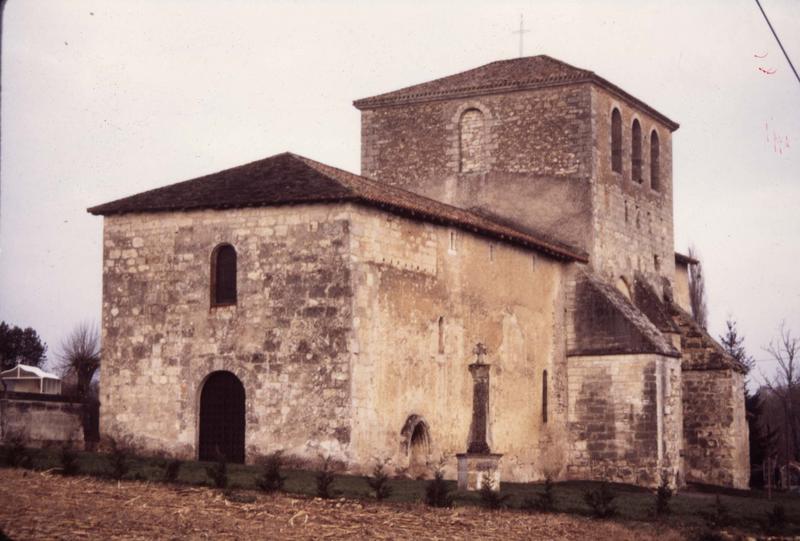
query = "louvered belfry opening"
xmin=198 ymin=371 xmax=245 ymax=463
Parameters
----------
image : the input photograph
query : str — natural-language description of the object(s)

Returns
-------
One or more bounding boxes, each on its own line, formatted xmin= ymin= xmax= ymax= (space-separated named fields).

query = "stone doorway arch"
xmin=401 ymin=414 xmax=431 ymax=477
xmin=198 ymin=371 xmax=246 ymax=463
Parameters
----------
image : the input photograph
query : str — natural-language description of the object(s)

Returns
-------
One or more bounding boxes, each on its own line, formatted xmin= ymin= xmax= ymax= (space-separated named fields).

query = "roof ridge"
xmin=87 ymin=152 xmax=587 ymax=262
xmin=352 ymin=55 xmax=678 ymax=131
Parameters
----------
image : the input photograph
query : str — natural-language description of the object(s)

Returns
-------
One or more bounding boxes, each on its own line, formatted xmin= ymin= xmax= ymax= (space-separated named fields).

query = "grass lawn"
xmin=3 ymin=444 xmax=799 ymax=536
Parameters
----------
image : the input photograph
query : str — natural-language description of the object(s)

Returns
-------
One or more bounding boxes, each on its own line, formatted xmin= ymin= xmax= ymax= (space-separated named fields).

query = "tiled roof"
xmin=569 ymin=270 xmax=680 ymax=358
xmin=354 ymin=55 xmax=679 ymax=131
xmin=88 ymin=152 xmax=587 ymax=262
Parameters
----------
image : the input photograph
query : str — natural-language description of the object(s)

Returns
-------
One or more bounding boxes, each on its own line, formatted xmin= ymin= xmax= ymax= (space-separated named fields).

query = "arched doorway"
xmin=198 ymin=371 xmax=245 ymax=463
xmin=401 ymin=415 xmax=431 ymax=477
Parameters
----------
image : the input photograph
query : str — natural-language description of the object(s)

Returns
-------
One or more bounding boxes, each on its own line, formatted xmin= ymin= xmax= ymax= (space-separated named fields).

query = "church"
xmin=89 ymin=55 xmax=749 ymax=489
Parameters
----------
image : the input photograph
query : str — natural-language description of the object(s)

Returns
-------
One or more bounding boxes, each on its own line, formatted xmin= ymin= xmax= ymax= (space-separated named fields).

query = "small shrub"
xmin=699 ymin=493 xmax=730 ymax=530
xmin=163 ymin=458 xmax=182 ymax=483
xmin=366 ymin=461 xmax=392 ymax=501
xmin=765 ymin=503 xmax=787 ymax=535
xmin=2 ymin=430 xmax=31 ymax=468
xmin=256 ymin=451 xmax=287 ymax=493
xmin=424 ymin=466 xmax=453 ymax=508
xmin=106 ymin=437 xmax=133 ymax=480
xmin=584 ymin=480 xmax=616 ymax=519
xmin=655 ymin=470 xmax=673 ymax=516
xmin=59 ymin=444 xmax=80 ymax=476
xmin=479 ymin=475 xmax=509 ymax=510
xmin=315 ymin=456 xmax=338 ymax=499
xmin=205 ymin=451 xmax=228 ymax=489
xmin=522 ymin=475 xmax=555 ymax=512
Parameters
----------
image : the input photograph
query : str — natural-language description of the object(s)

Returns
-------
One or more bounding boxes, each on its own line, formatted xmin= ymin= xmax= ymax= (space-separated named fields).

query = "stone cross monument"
xmin=457 ymin=342 xmax=503 ymax=491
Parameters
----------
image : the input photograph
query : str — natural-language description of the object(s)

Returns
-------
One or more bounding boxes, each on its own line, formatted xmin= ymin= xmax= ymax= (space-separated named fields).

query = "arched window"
xmin=211 ymin=244 xmax=237 ymax=306
xmin=459 ymin=108 xmax=485 ymax=172
xmin=611 ymin=108 xmax=622 ymax=173
xmin=541 ymin=369 xmax=548 ymax=424
xmin=650 ymin=130 xmax=660 ymax=191
xmin=631 ymin=119 xmax=642 ymax=183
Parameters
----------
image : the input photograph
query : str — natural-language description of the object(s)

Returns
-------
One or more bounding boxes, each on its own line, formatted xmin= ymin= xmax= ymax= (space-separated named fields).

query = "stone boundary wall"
xmin=682 ymin=369 xmax=749 ymax=489
xmin=566 ymin=354 xmax=682 ymax=487
xmin=0 ymin=395 xmax=84 ymax=446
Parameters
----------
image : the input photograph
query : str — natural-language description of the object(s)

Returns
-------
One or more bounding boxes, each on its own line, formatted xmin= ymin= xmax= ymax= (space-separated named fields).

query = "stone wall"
xmin=100 ymin=204 xmax=355 ymax=463
xmin=1 ymin=395 xmax=84 ymax=446
xmin=566 ymin=354 xmax=683 ymax=487
xmin=346 ymin=205 xmax=571 ymax=481
xmin=590 ymin=87 xmax=675 ymax=294
xmin=360 ymin=86 xmax=595 ymax=252
xmin=682 ymin=369 xmax=749 ymax=488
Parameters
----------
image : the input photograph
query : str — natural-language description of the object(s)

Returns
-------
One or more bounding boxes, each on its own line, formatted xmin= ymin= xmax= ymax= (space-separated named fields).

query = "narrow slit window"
xmin=542 ymin=369 xmax=548 ymax=424
xmin=449 ymin=230 xmax=457 ymax=253
xmin=437 ymin=316 xmax=445 ymax=354
xmin=211 ymin=244 xmax=237 ymax=306
xmin=489 ymin=244 xmax=495 ymax=262
xmin=611 ymin=108 xmax=622 ymax=173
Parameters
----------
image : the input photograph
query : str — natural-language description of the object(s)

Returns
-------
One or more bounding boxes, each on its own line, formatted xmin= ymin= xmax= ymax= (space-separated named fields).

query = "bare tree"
xmin=687 ymin=245 xmax=708 ymax=329
xmin=762 ymin=323 xmax=800 ymax=486
xmin=56 ymin=322 xmax=101 ymax=403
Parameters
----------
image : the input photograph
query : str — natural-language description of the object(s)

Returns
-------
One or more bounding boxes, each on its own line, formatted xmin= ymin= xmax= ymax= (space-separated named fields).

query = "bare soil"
xmin=0 ymin=468 xmax=686 ymax=540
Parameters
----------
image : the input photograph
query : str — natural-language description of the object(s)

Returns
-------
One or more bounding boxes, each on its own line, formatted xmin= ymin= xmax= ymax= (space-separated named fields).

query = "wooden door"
xmin=198 ymin=371 xmax=245 ymax=463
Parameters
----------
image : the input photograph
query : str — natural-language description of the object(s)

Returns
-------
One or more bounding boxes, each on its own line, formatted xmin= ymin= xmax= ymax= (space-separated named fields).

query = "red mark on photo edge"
xmin=758 ymin=67 xmax=777 ymax=74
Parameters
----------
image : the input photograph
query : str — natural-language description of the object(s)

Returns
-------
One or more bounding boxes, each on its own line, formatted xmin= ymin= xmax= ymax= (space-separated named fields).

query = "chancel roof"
xmin=88 ymin=152 xmax=587 ymax=262
xmin=354 ymin=55 xmax=678 ymax=131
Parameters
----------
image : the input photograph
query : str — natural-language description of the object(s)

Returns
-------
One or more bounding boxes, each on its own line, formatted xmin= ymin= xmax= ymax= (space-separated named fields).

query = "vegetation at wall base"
xmin=256 ymin=451 xmax=286 ymax=492
xmin=765 ymin=503 xmax=787 ymax=535
xmin=206 ymin=451 xmax=228 ymax=489
xmin=655 ymin=471 xmax=673 ymax=516
xmin=106 ymin=437 xmax=133 ymax=480
xmin=367 ymin=461 xmax=392 ymax=501
xmin=1 ymin=431 xmax=32 ymax=468
xmin=424 ymin=467 xmax=453 ymax=508
xmin=522 ymin=475 xmax=555 ymax=512
xmin=584 ymin=479 xmax=617 ymax=519
xmin=478 ymin=476 xmax=510 ymax=510
xmin=0 ymin=444 xmax=799 ymax=536
xmin=59 ymin=444 xmax=80 ymax=476
xmin=161 ymin=458 xmax=182 ymax=483
xmin=315 ymin=456 xmax=338 ymax=499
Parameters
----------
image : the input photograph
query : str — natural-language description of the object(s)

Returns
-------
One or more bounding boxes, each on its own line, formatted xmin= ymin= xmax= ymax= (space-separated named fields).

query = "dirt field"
xmin=0 ymin=468 xmax=686 ymax=540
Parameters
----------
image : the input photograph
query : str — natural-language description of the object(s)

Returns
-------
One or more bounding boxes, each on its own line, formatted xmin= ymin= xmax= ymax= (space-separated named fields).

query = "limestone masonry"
xmin=89 ymin=55 xmax=748 ymax=488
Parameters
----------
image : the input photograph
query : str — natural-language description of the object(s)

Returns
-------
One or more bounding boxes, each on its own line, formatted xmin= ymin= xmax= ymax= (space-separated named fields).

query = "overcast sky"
xmin=0 ymin=0 xmax=798 ymax=381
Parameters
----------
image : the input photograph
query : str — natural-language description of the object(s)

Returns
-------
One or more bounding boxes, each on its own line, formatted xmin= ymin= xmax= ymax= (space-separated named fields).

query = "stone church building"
xmin=89 ymin=56 xmax=749 ymax=488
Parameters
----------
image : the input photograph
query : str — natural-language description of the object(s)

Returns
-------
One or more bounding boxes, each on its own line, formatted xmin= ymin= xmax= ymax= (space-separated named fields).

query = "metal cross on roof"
xmin=512 ymin=14 xmax=530 ymax=58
